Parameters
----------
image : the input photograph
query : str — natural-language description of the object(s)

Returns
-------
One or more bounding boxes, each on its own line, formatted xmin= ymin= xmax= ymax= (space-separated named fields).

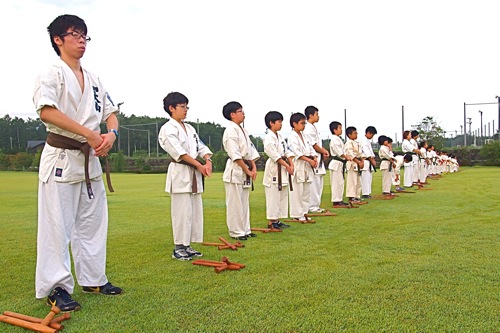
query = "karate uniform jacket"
xmin=158 ymin=120 xmax=212 ymax=194
xmin=287 ymin=130 xmax=315 ymax=183
xmin=303 ymin=122 xmax=326 ymax=175
xmin=344 ymin=139 xmax=366 ymax=171
xmin=263 ymin=131 xmax=294 ymax=187
xmin=328 ymin=135 xmax=345 ymax=172
xmin=378 ymin=145 xmax=394 ymax=170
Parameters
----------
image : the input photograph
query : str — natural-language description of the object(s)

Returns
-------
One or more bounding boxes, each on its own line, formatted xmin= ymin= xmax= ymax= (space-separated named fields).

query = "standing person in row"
xmin=401 ymin=130 xmax=414 ymax=188
xmin=344 ymin=127 xmax=367 ymax=204
xmin=410 ymin=130 xmax=421 ymax=184
xmin=328 ymin=121 xmax=350 ymax=208
xmin=288 ymin=113 xmax=317 ymax=221
xmin=378 ymin=135 xmax=396 ymax=196
xmin=303 ymin=106 xmax=329 ymax=213
xmin=33 ymin=14 xmax=122 ymax=312
xmin=262 ymin=111 xmax=294 ymax=230
xmin=158 ymin=92 xmax=213 ymax=261
xmin=360 ymin=126 xmax=377 ymax=199
xmin=222 ymin=102 xmax=260 ymax=240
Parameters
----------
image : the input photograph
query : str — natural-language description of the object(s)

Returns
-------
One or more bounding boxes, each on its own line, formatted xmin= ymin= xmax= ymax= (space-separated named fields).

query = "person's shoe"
xmin=246 ymin=233 xmax=258 ymax=238
xmin=171 ymin=249 xmax=192 ymax=261
xmin=47 ymin=287 xmax=81 ymax=312
xmin=82 ymin=282 xmax=122 ymax=295
xmin=333 ymin=201 xmax=350 ymax=208
xmin=270 ymin=222 xmax=282 ymax=230
xmin=396 ymin=187 xmax=405 ymax=191
xmin=185 ymin=246 xmax=203 ymax=257
xmin=361 ymin=195 xmax=372 ymax=199
xmin=232 ymin=235 xmax=247 ymax=241
xmin=277 ymin=221 xmax=290 ymax=229
xmin=309 ymin=208 xmax=326 ymax=213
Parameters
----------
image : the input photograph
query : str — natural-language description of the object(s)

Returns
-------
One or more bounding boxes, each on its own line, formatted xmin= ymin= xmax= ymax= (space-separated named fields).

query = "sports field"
xmin=0 ymin=167 xmax=498 ymax=332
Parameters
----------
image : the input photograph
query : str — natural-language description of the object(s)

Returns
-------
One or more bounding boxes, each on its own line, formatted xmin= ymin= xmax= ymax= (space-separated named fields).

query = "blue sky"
xmin=1 ymin=0 xmax=499 ymax=141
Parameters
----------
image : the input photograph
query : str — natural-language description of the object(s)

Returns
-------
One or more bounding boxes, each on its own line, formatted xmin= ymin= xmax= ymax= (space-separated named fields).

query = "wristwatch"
xmin=109 ymin=129 xmax=119 ymax=138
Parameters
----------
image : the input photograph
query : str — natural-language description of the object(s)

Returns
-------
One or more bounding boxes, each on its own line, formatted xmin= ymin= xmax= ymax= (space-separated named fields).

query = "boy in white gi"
xmin=288 ymin=113 xmax=317 ymax=221
xmin=328 ymin=121 xmax=351 ymax=208
xmin=222 ymin=102 xmax=260 ymax=240
xmin=344 ymin=127 xmax=367 ymax=204
xmin=360 ymin=126 xmax=378 ymax=199
xmin=263 ymin=111 xmax=294 ymax=229
xmin=410 ymin=130 xmax=421 ymax=184
xmin=419 ymin=141 xmax=429 ymax=183
xmin=377 ymin=135 xmax=396 ymax=195
xmin=303 ymin=106 xmax=329 ymax=213
xmin=402 ymin=130 xmax=415 ymax=188
xmin=158 ymin=92 xmax=213 ymax=261
xmin=33 ymin=14 xmax=122 ymax=312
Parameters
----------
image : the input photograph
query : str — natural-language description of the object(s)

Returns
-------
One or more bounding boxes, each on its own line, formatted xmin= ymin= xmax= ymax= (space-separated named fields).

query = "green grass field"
xmin=0 ymin=168 xmax=499 ymax=332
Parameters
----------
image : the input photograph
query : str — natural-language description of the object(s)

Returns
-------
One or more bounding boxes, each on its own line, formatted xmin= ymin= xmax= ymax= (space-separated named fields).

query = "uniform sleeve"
xmin=33 ymin=65 xmax=61 ymax=115
xmin=264 ymin=135 xmax=281 ymax=162
xmin=223 ymin=127 xmax=243 ymax=161
xmin=287 ymin=134 xmax=304 ymax=159
xmin=197 ymin=135 xmax=212 ymax=158
xmin=158 ymin=122 xmax=187 ymax=161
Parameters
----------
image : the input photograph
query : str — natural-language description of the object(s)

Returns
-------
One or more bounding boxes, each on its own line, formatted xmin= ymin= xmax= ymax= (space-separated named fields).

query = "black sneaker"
xmin=270 ymin=222 xmax=282 ymax=229
xmin=276 ymin=221 xmax=290 ymax=229
xmin=246 ymin=233 xmax=258 ymax=238
xmin=47 ymin=287 xmax=81 ymax=312
xmin=361 ymin=195 xmax=372 ymax=199
xmin=82 ymin=282 xmax=122 ymax=295
xmin=185 ymin=246 xmax=203 ymax=257
xmin=232 ymin=235 xmax=248 ymax=241
xmin=171 ymin=249 xmax=192 ymax=261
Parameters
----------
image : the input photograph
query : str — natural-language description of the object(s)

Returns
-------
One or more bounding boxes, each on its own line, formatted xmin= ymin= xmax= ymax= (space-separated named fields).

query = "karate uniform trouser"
xmin=330 ymin=169 xmax=345 ymax=202
xmin=36 ymin=174 xmax=108 ymax=298
xmin=170 ymin=192 xmax=203 ymax=246
xmin=361 ymin=169 xmax=372 ymax=196
xmin=392 ymin=170 xmax=401 ymax=186
xmin=224 ymin=182 xmax=251 ymax=238
xmin=265 ymin=185 xmax=289 ymax=220
xmin=419 ymin=164 xmax=427 ymax=183
xmin=308 ymin=173 xmax=324 ymax=211
xmin=381 ymin=169 xmax=392 ymax=193
xmin=346 ymin=170 xmax=361 ymax=199
xmin=403 ymin=164 xmax=413 ymax=187
xmin=289 ymin=180 xmax=310 ymax=219
xmin=412 ymin=157 xmax=420 ymax=182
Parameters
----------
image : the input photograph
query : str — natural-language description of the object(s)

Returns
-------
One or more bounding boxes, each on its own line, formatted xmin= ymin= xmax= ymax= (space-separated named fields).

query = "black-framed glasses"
xmin=176 ymin=104 xmax=189 ymax=110
xmin=60 ymin=31 xmax=91 ymax=42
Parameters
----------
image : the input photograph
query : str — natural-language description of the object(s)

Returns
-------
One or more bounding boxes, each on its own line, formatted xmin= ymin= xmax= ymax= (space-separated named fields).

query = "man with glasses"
xmin=33 ymin=14 xmax=122 ymax=312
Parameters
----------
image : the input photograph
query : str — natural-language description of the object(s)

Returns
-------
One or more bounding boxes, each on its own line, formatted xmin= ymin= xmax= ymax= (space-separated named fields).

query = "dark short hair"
xmin=329 ymin=121 xmax=342 ymax=134
xmin=163 ymin=92 xmax=189 ymax=116
xmin=386 ymin=137 xmax=393 ymax=143
xmin=377 ymin=135 xmax=388 ymax=145
xmin=264 ymin=111 xmax=283 ymax=129
xmin=304 ymin=105 xmax=318 ymax=120
xmin=47 ymin=14 xmax=87 ymax=56
xmin=404 ymin=153 xmax=413 ymax=163
xmin=290 ymin=113 xmax=306 ymax=128
xmin=346 ymin=126 xmax=357 ymax=136
xmin=411 ymin=130 xmax=419 ymax=137
xmin=403 ymin=130 xmax=411 ymax=139
xmin=365 ymin=126 xmax=377 ymax=135
xmin=222 ymin=101 xmax=243 ymax=120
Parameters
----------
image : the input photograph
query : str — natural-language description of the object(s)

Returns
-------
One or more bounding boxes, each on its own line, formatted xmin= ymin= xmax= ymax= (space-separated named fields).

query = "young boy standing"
xmin=344 ymin=127 xmax=367 ymax=204
xmin=158 ymin=92 xmax=213 ymax=261
xmin=222 ymin=102 xmax=260 ymax=240
xmin=360 ymin=126 xmax=377 ymax=199
xmin=33 ymin=14 xmax=122 ymax=312
xmin=328 ymin=121 xmax=351 ymax=208
xmin=378 ymin=135 xmax=396 ymax=195
xmin=263 ymin=111 xmax=294 ymax=229
xmin=303 ymin=106 xmax=329 ymax=213
xmin=288 ymin=113 xmax=317 ymax=221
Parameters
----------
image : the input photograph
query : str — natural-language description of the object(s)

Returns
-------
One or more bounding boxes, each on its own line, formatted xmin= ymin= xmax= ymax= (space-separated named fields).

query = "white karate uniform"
xmin=378 ymin=145 xmax=394 ymax=193
xmin=222 ymin=121 xmax=260 ymax=237
xmin=360 ymin=135 xmax=375 ymax=196
xmin=344 ymin=139 xmax=365 ymax=199
xmin=263 ymin=131 xmax=294 ymax=220
xmin=402 ymin=139 xmax=414 ymax=187
xmin=158 ymin=120 xmax=212 ymax=247
xmin=303 ymin=122 xmax=325 ymax=211
xmin=392 ymin=155 xmax=404 ymax=186
xmin=328 ymin=135 xmax=346 ymax=203
xmin=419 ymin=147 xmax=428 ymax=183
xmin=33 ymin=59 xmax=118 ymax=298
xmin=287 ymin=130 xmax=314 ymax=219
xmin=410 ymin=138 xmax=420 ymax=182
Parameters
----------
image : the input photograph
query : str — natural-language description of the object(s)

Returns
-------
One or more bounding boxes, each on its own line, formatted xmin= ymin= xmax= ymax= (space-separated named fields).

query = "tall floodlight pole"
xmin=401 ymin=105 xmax=405 ymax=136
xmin=496 ymin=96 xmax=500 ymax=133
xmin=467 ymin=118 xmax=472 ymax=137
xmin=478 ymin=110 xmax=483 ymax=137
xmin=344 ymin=109 xmax=347 ymax=142
xmin=463 ymin=103 xmax=467 ymax=146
